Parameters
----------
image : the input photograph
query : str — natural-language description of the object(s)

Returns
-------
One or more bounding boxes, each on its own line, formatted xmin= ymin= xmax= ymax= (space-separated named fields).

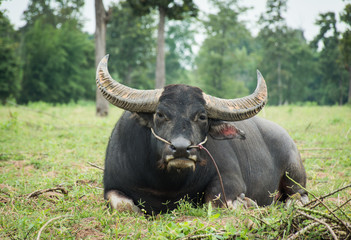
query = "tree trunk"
xmin=339 ymin=76 xmax=343 ymax=106
xmin=95 ymin=0 xmax=110 ymax=116
xmin=155 ymin=7 xmax=166 ymax=89
xmin=277 ymin=59 xmax=283 ymax=105
xmin=348 ymin=66 xmax=351 ymax=104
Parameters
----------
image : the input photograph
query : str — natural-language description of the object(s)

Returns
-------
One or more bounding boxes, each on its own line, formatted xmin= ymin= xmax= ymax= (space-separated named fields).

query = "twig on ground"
xmin=248 ymin=213 xmax=277 ymax=231
xmin=87 ymin=162 xmax=104 ymax=171
xmin=36 ymin=215 xmax=73 ymax=240
xmin=297 ymin=210 xmax=338 ymax=240
xmin=305 ymin=184 xmax=351 ymax=208
xmin=0 ymin=190 xmax=10 ymax=196
xmin=333 ymin=198 xmax=351 ymax=213
xmin=180 ymin=231 xmax=227 ymax=240
xmin=297 ymin=206 xmax=345 ymax=226
xmin=332 ymin=199 xmax=351 ymax=223
xmin=27 ymin=187 xmax=68 ymax=199
xmin=287 ymin=222 xmax=320 ymax=240
xmin=285 ymin=173 xmax=351 ymax=232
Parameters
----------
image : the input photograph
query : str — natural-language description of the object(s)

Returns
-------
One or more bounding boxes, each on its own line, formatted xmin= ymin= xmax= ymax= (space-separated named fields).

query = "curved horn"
xmin=96 ymin=55 xmax=163 ymax=112
xmin=203 ymin=70 xmax=267 ymax=121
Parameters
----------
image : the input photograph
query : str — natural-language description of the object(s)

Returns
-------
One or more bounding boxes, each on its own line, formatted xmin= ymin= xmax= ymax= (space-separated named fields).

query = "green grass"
xmin=1 ymin=103 xmax=350 ymax=239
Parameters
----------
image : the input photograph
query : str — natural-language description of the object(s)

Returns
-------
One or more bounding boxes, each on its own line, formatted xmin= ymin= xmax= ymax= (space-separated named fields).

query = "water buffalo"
xmin=96 ymin=55 xmax=307 ymax=214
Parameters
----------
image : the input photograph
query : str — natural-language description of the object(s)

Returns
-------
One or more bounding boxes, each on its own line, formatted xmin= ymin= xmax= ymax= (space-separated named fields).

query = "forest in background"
xmin=1 ymin=0 xmax=351 ymax=106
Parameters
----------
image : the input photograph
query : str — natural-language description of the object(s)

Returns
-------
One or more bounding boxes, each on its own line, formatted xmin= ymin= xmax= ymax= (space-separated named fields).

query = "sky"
xmin=0 ymin=0 xmax=347 ymax=42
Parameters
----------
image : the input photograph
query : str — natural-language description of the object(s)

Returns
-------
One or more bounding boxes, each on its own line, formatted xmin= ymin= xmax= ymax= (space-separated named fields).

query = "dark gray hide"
xmin=103 ymin=84 xmax=307 ymax=214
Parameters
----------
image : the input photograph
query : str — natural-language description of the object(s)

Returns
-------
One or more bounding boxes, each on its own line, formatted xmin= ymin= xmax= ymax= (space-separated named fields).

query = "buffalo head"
xmin=96 ymin=55 xmax=267 ymax=172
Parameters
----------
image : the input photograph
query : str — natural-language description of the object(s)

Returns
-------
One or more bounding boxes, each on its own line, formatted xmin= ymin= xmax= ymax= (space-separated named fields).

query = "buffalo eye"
xmin=199 ymin=114 xmax=207 ymax=121
xmin=155 ymin=111 xmax=167 ymax=121
xmin=196 ymin=113 xmax=207 ymax=122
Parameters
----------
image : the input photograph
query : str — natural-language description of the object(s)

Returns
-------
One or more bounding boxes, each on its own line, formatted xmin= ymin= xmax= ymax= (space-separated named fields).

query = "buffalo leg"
xmin=105 ymin=190 xmax=140 ymax=213
xmin=226 ymin=193 xmax=259 ymax=209
xmin=277 ymin=162 xmax=308 ymax=205
xmin=204 ymin=175 xmax=247 ymax=208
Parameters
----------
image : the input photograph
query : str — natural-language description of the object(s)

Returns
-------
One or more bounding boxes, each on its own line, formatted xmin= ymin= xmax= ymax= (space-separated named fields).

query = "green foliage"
xmin=340 ymin=3 xmax=351 ymax=103
xmin=258 ymin=27 xmax=317 ymax=105
xmin=0 ymin=11 xmax=21 ymax=104
xmin=128 ymin=0 xmax=198 ymax=20
xmin=257 ymin=0 xmax=318 ymax=105
xmin=310 ymin=12 xmax=349 ymax=105
xmin=3 ymin=0 xmax=95 ymax=104
xmin=106 ymin=1 xmax=198 ymax=89
xmin=106 ymin=1 xmax=156 ymax=89
xmin=195 ymin=0 xmax=254 ymax=99
xmin=165 ymin=18 xmax=197 ymax=85
xmin=127 ymin=0 xmax=198 ymax=88
xmin=22 ymin=0 xmax=84 ymax=31
xmin=0 ymin=104 xmax=350 ymax=239
xmin=19 ymin=18 xmax=95 ymax=103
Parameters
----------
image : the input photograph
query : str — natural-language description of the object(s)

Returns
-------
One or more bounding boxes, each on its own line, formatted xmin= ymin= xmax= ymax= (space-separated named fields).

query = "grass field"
xmin=0 ymin=102 xmax=350 ymax=239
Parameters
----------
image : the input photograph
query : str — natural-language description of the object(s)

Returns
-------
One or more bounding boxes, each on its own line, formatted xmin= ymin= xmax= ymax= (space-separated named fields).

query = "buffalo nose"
xmin=170 ymin=137 xmax=191 ymax=157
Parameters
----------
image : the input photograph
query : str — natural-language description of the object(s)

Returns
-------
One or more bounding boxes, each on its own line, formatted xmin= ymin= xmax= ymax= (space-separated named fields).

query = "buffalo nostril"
xmin=170 ymin=145 xmax=177 ymax=152
xmin=170 ymin=136 xmax=191 ymax=157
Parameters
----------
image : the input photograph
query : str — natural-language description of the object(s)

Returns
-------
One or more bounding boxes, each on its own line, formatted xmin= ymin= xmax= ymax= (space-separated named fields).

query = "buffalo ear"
xmin=209 ymin=120 xmax=246 ymax=140
xmin=131 ymin=113 xmax=153 ymax=128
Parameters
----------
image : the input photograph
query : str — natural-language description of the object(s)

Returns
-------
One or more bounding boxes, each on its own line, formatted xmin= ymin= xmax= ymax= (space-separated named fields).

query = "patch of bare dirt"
xmin=44 ymin=171 xmax=58 ymax=178
xmin=71 ymin=162 xmax=91 ymax=171
xmin=1 ymin=160 xmax=35 ymax=176
xmin=75 ymin=179 xmax=102 ymax=188
xmin=72 ymin=217 xmax=105 ymax=240
xmin=0 ymin=184 xmax=14 ymax=203
xmin=0 ymin=183 xmax=16 ymax=192
xmin=316 ymin=172 xmax=328 ymax=178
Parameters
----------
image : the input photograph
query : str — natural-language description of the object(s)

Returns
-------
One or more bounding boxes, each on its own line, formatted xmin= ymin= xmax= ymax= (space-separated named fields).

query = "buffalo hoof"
xmin=106 ymin=190 xmax=141 ymax=213
xmin=286 ymin=193 xmax=309 ymax=208
xmin=227 ymin=193 xmax=258 ymax=209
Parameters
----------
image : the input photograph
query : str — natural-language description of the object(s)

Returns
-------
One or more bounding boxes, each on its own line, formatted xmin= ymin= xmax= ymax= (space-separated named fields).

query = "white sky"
xmin=0 ymin=0 xmax=347 ymax=42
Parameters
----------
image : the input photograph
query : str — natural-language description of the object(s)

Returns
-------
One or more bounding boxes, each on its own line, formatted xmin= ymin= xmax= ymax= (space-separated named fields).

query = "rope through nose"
xmin=197 ymin=144 xmax=229 ymax=208
xmin=150 ymin=128 xmax=208 ymax=147
xmin=150 ymin=128 xmax=228 ymax=208
xmin=150 ymin=128 xmax=172 ymax=145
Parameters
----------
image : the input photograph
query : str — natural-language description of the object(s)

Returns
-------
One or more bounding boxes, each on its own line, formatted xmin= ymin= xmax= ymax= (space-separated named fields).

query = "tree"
xmin=19 ymin=0 xmax=95 ymax=104
xmin=165 ymin=18 xmax=197 ymax=85
xmin=0 ymin=10 xmax=21 ymax=104
xmin=128 ymin=0 xmax=198 ymax=88
xmin=258 ymin=0 xmax=288 ymax=105
xmin=22 ymin=0 xmax=84 ymax=30
xmin=95 ymin=0 xmax=111 ymax=116
xmin=257 ymin=0 xmax=318 ymax=105
xmin=106 ymin=1 xmax=155 ymax=89
xmin=340 ymin=3 xmax=351 ymax=104
xmin=311 ymin=12 xmax=348 ymax=105
xmin=195 ymin=0 xmax=254 ymax=99
xmin=20 ymin=18 xmax=95 ymax=103
xmin=280 ymin=29 xmax=317 ymax=104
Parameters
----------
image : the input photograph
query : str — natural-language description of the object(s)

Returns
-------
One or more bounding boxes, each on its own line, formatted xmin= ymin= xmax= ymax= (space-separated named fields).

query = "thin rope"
xmin=197 ymin=144 xmax=229 ymax=208
xmin=150 ymin=128 xmax=171 ymax=145
xmin=150 ymin=128 xmax=228 ymax=208
xmin=151 ymin=128 xmax=208 ymax=147
xmin=189 ymin=137 xmax=208 ymax=148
